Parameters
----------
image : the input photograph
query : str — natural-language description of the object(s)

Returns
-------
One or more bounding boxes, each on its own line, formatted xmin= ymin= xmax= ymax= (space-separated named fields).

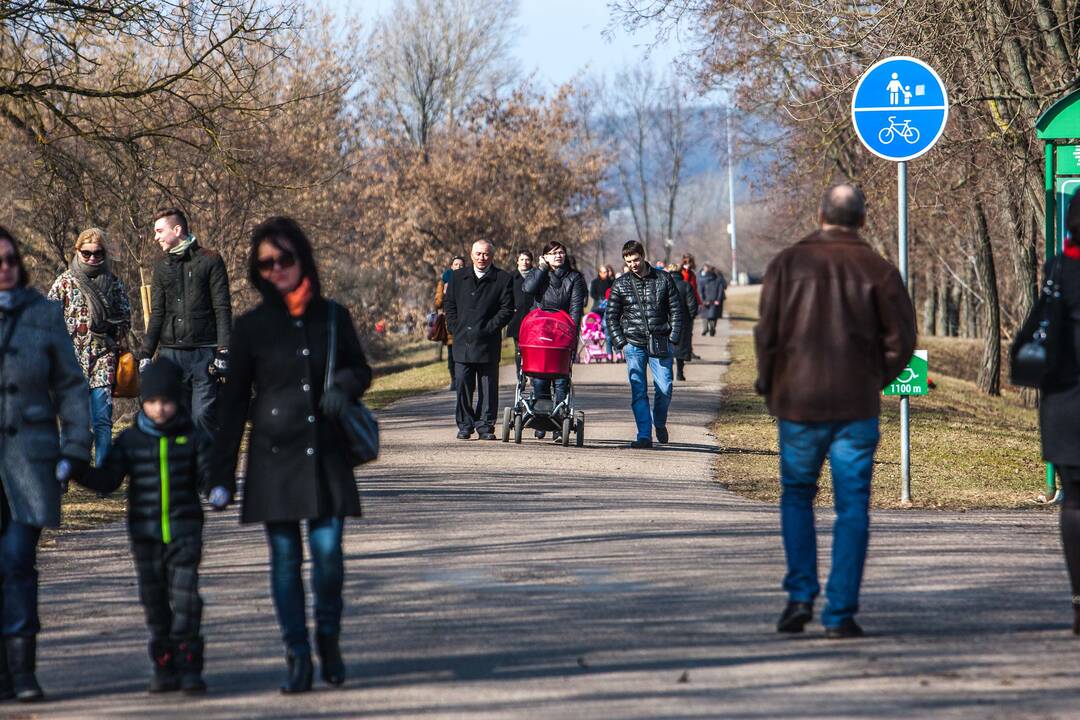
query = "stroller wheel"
xmin=575 ymin=415 xmax=585 ymax=448
xmin=561 ymin=417 xmax=572 ymax=447
xmin=501 ymin=407 xmax=512 ymax=443
xmin=514 ymin=412 xmax=524 ymax=444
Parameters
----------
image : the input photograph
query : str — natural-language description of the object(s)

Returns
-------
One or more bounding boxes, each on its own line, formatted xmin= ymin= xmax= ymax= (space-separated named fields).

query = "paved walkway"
xmin=26 ymin=320 xmax=1080 ymax=718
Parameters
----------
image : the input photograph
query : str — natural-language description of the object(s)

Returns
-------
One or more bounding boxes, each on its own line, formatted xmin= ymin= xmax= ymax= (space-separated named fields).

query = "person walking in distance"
xmin=139 ymin=208 xmax=232 ymax=435
xmin=443 ymin=240 xmax=514 ymax=440
xmin=698 ymin=264 xmax=726 ymax=336
xmin=434 ymin=256 xmax=466 ymax=390
xmin=605 ymin=241 xmax=685 ymax=449
xmin=522 ymin=240 xmax=587 ymax=440
xmin=667 ymin=264 xmax=698 ymax=382
xmin=214 ymin=217 xmax=372 ymax=692
xmin=48 ymin=227 xmax=132 ymax=466
xmin=755 ymin=184 xmax=915 ymax=638
xmin=1037 ymin=192 xmax=1080 ymax=635
xmin=0 ymin=227 xmax=91 ymax=702
xmin=507 ymin=251 xmax=534 ymax=375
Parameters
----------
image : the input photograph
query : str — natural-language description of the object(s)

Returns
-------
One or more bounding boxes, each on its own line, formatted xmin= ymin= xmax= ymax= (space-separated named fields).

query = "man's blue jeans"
xmin=265 ymin=517 xmax=345 ymax=656
xmin=89 ymin=386 xmax=113 ymax=466
xmin=779 ymin=418 xmax=879 ymax=628
xmin=622 ymin=344 xmax=673 ymax=441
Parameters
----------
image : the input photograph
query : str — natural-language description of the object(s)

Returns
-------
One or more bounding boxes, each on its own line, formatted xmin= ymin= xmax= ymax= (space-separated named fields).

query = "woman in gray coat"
xmin=0 ymin=227 xmax=91 ymax=701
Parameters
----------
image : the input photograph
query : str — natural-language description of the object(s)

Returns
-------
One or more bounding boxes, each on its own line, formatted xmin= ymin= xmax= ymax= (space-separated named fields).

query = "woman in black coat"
xmin=214 ymin=217 xmax=372 ymax=692
xmin=1041 ymin=193 xmax=1080 ymax=636
xmin=667 ymin=264 xmax=698 ymax=381
xmin=507 ymin=251 xmax=534 ymax=373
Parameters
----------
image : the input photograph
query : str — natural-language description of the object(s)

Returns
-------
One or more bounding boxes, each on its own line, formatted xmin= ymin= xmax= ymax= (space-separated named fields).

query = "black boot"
xmin=6 ymin=636 xmax=42 ymax=702
xmin=1073 ymin=600 xmax=1080 ymax=636
xmin=175 ymin=638 xmax=207 ymax=694
xmin=316 ymin=634 xmax=346 ymax=687
xmin=148 ymin=638 xmax=180 ymax=693
xmin=0 ymin=638 xmax=12 ymax=701
xmin=280 ymin=650 xmax=313 ymax=694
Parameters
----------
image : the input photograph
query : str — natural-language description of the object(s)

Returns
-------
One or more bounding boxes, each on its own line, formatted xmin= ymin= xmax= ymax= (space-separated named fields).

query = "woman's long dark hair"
xmin=248 ymin=216 xmax=321 ymax=298
xmin=0 ymin=226 xmax=30 ymax=288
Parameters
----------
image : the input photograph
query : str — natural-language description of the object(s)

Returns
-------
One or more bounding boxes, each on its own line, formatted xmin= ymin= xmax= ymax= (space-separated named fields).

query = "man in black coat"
xmin=443 ymin=240 xmax=515 ymax=440
xmin=139 ymin=208 xmax=232 ymax=435
xmin=605 ymin=240 xmax=686 ymax=448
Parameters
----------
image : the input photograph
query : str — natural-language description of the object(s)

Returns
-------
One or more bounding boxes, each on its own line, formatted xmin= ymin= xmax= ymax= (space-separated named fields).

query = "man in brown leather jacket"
xmin=755 ymin=184 xmax=916 ymax=639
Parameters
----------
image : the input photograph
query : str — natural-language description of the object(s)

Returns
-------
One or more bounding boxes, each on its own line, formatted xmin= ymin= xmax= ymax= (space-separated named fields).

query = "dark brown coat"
xmin=754 ymin=228 xmax=916 ymax=422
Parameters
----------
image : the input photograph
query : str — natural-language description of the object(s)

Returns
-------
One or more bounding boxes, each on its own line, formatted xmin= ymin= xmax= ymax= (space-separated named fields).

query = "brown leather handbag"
xmin=113 ymin=350 xmax=140 ymax=398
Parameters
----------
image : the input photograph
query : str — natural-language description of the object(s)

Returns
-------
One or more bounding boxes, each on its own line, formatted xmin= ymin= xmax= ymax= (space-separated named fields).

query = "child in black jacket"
xmin=78 ymin=358 xmax=230 ymax=694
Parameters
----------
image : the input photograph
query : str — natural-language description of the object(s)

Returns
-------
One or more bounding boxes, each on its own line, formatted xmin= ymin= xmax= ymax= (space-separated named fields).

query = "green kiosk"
xmin=1035 ymin=90 xmax=1080 ymax=500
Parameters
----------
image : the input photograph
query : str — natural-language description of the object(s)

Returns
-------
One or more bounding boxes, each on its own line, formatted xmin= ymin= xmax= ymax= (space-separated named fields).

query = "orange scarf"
xmin=285 ymin=276 xmax=313 ymax=317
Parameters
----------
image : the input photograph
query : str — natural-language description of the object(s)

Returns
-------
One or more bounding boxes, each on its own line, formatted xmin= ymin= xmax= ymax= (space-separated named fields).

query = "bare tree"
xmin=370 ymin=0 xmax=520 ymax=152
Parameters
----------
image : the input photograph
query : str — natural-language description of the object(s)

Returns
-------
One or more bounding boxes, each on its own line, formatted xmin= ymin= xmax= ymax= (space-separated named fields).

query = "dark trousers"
xmin=159 ymin=347 xmax=218 ymax=434
xmin=1059 ymin=466 xmax=1080 ymax=599
xmin=446 ymin=344 xmax=455 ymax=385
xmin=0 ymin=492 xmax=41 ymax=637
xmin=455 ymin=360 xmax=500 ymax=433
xmin=703 ymin=318 xmax=718 ymax=336
xmin=532 ymin=377 xmax=569 ymax=407
xmin=265 ymin=518 xmax=345 ymax=656
xmin=131 ymin=534 xmax=203 ymax=641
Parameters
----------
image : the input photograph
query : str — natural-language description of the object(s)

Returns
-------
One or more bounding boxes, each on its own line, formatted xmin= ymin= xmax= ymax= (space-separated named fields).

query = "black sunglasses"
xmin=79 ymin=249 xmax=105 ymax=260
xmin=256 ymin=251 xmax=297 ymax=273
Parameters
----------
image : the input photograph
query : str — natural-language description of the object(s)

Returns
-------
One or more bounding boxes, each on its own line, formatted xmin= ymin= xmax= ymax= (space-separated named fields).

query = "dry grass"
xmin=712 ymin=288 xmax=1049 ymax=510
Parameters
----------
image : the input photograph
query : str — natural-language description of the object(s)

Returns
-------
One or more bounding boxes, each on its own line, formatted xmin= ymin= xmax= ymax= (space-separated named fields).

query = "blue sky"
xmin=319 ymin=0 xmax=699 ymax=90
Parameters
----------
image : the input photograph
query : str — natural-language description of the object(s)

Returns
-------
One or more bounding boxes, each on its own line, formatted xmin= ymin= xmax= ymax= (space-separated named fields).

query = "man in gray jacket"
xmin=139 ymin=208 xmax=232 ymax=434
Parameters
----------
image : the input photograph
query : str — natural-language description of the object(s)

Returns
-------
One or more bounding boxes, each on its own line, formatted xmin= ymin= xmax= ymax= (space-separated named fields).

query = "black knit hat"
xmin=140 ymin=358 xmax=183 ymax=403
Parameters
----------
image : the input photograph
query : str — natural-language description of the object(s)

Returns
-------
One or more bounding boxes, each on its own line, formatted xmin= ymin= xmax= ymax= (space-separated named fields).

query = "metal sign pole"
xmin=898 ymin=160 xmax=911 ymax=503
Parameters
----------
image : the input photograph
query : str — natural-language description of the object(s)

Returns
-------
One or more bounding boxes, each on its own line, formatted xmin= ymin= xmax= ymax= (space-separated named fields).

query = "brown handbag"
xmin=113 ymin=350 xmax=140 ymax=398
xmin=428 ymin=312 xmax=449 ymax=343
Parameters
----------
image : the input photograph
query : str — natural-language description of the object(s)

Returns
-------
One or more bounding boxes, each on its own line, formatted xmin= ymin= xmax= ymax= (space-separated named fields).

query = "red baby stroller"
xmin=502 ymin=308 xmax=585 ymax=447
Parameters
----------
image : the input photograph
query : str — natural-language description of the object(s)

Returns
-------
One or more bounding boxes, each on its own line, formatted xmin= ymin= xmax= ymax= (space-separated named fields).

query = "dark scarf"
xmin=69 ymin=254 xmax=120 ymax=335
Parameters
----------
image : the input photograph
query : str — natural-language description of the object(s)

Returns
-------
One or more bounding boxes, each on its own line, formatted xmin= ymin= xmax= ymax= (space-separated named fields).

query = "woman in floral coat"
xmin=48 ymin=228 xmax=132 ymax=465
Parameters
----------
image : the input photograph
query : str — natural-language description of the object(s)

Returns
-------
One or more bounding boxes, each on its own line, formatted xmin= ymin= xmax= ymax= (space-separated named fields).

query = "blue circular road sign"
xmin=851 ymin=56 xmax=948 ymax=162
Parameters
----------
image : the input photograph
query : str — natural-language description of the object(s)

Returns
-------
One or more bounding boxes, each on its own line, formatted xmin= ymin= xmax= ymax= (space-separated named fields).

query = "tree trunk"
xmin=975 ymin=202 xmax=1002 ymax=395
xmin=922 ymin=267 xmax=938 ymax=335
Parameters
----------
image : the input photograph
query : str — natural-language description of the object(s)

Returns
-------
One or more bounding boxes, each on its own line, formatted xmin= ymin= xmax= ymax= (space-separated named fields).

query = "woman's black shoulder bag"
xmin=326 ymin=301 xmax=380 ymax=465
xmin=1010 ymin=256 xmax=1065 ymax=388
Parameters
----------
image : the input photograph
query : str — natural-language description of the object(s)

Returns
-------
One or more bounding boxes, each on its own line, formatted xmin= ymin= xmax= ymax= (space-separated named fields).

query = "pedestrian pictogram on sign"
xmin=851 ymin=57 xmax=949 ymax=162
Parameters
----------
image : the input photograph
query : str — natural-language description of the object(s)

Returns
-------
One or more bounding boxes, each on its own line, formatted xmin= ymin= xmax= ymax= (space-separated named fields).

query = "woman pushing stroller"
xmin=521 ymin=240 xmax=587 ymax=441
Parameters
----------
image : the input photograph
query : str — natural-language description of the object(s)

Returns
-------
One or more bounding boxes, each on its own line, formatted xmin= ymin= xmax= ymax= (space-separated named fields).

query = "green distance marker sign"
xmin=883 ymin=350 xmax=928 ymax=397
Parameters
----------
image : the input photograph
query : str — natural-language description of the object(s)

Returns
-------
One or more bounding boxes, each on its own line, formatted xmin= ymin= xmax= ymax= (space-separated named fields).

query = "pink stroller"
xmin=579 ymin=312 xmax=614 ymax=363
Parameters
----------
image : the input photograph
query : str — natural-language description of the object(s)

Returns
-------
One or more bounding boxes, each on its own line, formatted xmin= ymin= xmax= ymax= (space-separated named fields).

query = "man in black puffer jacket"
xmin=605 ymin=240 xmax=686 ymax=449
xmin=521 ymin=240 xmax=588 ymax=439
xmin=139 ymin=208 xmax=232 ymax=435
xmin=78 ymin=359 xmax=228 ymax=695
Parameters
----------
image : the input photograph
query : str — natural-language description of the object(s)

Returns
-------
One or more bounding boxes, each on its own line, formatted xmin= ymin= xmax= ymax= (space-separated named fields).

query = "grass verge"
xmin=712 ymin=288 xmax=1049 ymax=510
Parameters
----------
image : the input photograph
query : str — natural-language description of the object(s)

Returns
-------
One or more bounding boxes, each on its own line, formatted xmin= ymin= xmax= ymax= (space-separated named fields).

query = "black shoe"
xmin=776 ymin=601 xmax=813 ymax=633
xmin=316 ymin=634 xmax=346 ymax=687
xmin=824 ymin=618 xmax=864 ymax=639
xmin=281 ymin=650 xmax=313 ymax=694
xmin=148 ymin=639 xmax=180 ymax=693
xmin=456 ymin=430 xmax=471 ymax=440
xmin=551 ymin=431 xmax=562 ymax=443
xmin=629 ymin=438 xmax=653 ymax=449
xmin=655 ymin=426 xmax=669 ymax=444
xmin=478 ymin=432 xmax=497 ymax=441
xmin=1072 ymin=602 xmax=1079 ymax=635
xmin=534 ymin=430 xmax=546 ymax=439
xmin=176 ymin=638 xmax=207 ymax=694
xmin=676 ymin=372 xmax=686 ymax=381
xmin=6 ymin=636 xmax=42 ymax=702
